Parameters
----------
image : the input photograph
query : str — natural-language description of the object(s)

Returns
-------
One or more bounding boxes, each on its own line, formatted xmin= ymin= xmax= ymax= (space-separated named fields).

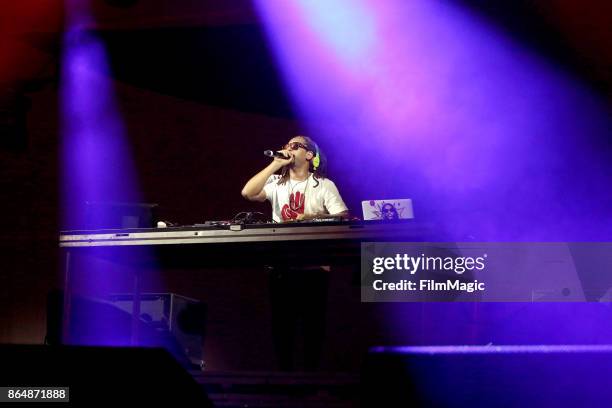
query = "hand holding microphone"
xmin=264 ymin=149 xmax=294 ymax=167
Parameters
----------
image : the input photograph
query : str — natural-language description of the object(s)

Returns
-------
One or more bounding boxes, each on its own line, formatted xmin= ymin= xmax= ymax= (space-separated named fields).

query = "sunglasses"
xmin=283 ymin=142 xmax=309 ymax=151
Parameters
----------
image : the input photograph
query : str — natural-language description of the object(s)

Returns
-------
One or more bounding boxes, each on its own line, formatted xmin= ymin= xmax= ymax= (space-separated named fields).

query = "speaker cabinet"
xmin=46 ymin=290 xmax=206 ymax=369
xmin=108 ymin=293 xmax=206 ymax=367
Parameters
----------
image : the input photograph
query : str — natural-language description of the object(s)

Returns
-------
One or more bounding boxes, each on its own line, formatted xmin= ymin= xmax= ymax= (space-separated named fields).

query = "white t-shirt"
xmin=263 ymin=173 xmax=348 ymax=223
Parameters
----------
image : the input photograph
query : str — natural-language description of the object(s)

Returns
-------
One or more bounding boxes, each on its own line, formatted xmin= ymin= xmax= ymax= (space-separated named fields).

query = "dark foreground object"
xmin=0 ymin=344 xmax=213 ymax=406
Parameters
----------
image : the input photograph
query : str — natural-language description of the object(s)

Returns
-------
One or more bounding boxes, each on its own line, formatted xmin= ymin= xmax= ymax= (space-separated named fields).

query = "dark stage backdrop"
xmin=1 ymin=0 xmax=611 ymax=372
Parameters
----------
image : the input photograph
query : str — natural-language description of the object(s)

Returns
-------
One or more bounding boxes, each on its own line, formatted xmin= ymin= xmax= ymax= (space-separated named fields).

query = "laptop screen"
xmin=361 ymin=199 xmax=413 ymax=220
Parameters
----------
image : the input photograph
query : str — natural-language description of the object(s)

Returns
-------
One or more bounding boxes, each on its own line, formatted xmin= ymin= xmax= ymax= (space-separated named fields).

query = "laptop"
xmin=361 ymin=199 xmax=414 ymax=221
xmin=85 ymin=201 xmax=159 ymax=229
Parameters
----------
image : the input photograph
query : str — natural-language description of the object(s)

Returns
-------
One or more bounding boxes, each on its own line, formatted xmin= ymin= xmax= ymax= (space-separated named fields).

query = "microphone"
xmin=264 ymin=150 xmax=290 ymax=160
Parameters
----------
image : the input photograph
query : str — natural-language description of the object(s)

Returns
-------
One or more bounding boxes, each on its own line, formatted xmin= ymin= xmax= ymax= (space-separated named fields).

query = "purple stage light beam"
xmin=255 ymin=0 xmax=612 ymax=241
xmin=60 ymin=3 xmax=141 ymax=229
xmin=59 ymin=0 xmax=159 ymax=347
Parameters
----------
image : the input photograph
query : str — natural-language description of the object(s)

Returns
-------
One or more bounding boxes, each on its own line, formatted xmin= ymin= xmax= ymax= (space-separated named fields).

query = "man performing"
xmin=241 ymin=135 xmax=348 ymax=221
xmin=241 ymin=135 xmax=348 ymax=370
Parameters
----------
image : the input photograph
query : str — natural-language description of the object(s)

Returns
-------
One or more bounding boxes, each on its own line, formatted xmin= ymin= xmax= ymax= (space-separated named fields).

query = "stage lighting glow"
xmin=59 ymin=0 xmax=161 ymax=347
xmin=255 ymin=0 xmax=612 ymax=241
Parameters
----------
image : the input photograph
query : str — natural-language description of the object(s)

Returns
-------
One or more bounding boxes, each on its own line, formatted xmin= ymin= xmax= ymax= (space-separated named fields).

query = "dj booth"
xmin=58 ymin=220 xmax=435 ymax=344
xmin=60 ymin=220 xmax=434 ymax=262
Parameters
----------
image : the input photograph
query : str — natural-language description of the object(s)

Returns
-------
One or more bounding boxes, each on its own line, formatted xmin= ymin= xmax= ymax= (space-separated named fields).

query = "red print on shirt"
xmin=281 ymin=191 xmax=305 ymax=221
